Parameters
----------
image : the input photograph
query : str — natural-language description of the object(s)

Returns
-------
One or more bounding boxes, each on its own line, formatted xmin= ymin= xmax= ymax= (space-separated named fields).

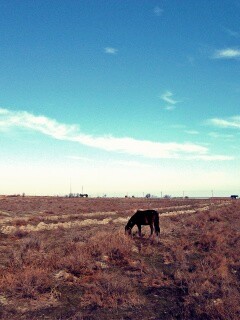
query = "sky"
xmin=0 ymin=0 xmax=240 ymax=197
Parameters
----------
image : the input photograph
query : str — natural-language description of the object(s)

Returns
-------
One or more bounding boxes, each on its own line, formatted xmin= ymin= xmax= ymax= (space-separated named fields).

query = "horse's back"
xmin=136 ymin=209 xmax=159 ymax=217
xmin=134 ymin=209 xmax=159 ymax=224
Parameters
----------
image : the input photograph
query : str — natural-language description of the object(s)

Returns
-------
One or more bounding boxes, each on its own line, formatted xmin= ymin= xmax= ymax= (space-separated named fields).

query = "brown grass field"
xmin=0 ymin=196 xmax=239 ymax=320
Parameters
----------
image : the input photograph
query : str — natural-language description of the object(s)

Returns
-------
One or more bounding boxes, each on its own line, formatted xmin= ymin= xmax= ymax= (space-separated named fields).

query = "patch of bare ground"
xmin=0 ymin=197 xmax=239 ymax=319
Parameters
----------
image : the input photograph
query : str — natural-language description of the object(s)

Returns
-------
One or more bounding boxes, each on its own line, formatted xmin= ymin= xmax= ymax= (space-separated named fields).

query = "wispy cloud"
xmin=0 ymin=108 xmax=232 ymax=161
xmin=208 ymin=116 xmax=240 ymax=128
xmin=153 ymin=6 xmax=163 ymax=16
xmin=208 ymin=132 xmax=234 ymax=139
xmin=160 ymin=91 xmax=179 ymax=111
xmin=213 ymin=48 xmax=240 ymax=59
xmin=185 ymin=130 xmax=199 ymax=135
xmin=223 ymin=27 xmax=239 ymax=38
xmin=171 ymin=124 xmax=186 ymax=129
xmin=163 ymin=105 xmax=176 ymax=111
xmin=187 ymin=154 xmax=233 ymax=161
xmin=0 ymin=108 xmax=77 ymax=138
xmin=104 ymin=47 xmax=118 ymax=54
xmin=161 ymin=91 xmax=179 ymax=105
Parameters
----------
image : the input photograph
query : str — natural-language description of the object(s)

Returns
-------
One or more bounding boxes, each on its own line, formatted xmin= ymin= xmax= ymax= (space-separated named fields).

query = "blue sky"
xmin=0 ymin=0 xmax=240 ymax=196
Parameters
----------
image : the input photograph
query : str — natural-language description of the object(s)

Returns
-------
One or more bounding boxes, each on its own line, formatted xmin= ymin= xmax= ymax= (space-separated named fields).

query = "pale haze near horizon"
xmin=0 ymin=1 xmax=240 ymax=197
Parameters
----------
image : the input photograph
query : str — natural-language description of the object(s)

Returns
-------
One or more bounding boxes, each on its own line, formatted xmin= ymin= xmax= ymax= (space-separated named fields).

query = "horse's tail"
xmin=154 ymin=212 xmax=160 ymax=235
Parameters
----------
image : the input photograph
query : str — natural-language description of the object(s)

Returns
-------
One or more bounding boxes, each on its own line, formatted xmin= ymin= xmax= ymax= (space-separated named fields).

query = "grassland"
xmin=0 ymin=196 xmax=239 ymax=319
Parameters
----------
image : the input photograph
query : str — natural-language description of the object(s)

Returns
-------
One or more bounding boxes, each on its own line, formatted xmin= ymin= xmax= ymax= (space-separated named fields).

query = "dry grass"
xmin=0 ymin=196 xmax=239 ymax=319
xmin=0 ymin=225 xmax=143 ymax=315
xmin=165 ymin=204 xmax=240 ymax=320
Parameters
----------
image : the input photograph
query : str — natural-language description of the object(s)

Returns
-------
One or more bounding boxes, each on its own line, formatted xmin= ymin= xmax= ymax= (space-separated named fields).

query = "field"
xmin=0 ymin=196 xmax=239 ymax=320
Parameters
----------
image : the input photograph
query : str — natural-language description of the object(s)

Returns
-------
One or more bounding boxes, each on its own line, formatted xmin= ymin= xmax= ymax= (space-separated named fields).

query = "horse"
xmin=125 ymin=209 xmax=160 ymax=238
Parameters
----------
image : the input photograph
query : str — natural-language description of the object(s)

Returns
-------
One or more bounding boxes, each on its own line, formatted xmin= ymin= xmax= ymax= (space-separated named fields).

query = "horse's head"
xmin=125 ymin=224 xmax=132 ymax=235
xmin=125 ymin=219 xmax=134 ymax=235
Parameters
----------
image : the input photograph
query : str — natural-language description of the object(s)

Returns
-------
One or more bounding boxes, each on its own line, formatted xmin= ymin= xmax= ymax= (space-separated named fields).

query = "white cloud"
xmin=70 ymin=135 xmax=207 ymax=159
xmin=67 ymin=156 xmax=94 ymax=162
xmin=171 ymin=124 xmax=186 ymax=129
xmin=0 ymin=108 xmax=232 ymax=161
xmin=185 ymin=130 xmax=199 ymax=135
xmin=208 ymin=132 xmax=234 ymax=139
xmin=0 ymin=108 xmax=9 ymax=115
xmin=208 ymin=116 xmax=240 ymax=129
xmin=153 ymin=6 xmax=163 ymax=16
xmin=187 ymin=154 xmax=234 ymax=161
xmin=188 ymin=154 xmax=234 ymax=161
xmin=0 ymin=108 xmax=77 ymax=139
xmin=104 ymin=47 xmax=118 ymax=54
xmin=223 ymin=27 xmax=239 ymax=38
xmin=161 ymin=91 xmax=179 ymax=105
xmin=164 ymin=105 xmax=176 ymax=111
xmin=213 ymin=48 xmax=240 ymax=59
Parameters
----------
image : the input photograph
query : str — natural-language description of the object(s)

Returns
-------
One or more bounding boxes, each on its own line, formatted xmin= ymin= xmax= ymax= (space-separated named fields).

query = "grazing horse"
xmin=125 ymin=210 xmax=160 ymax=238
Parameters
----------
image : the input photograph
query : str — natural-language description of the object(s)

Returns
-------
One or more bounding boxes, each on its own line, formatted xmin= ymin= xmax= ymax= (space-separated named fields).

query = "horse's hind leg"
xmin=154 ymin=230 xmax=160 ymax=243
xmin=154 ymin=216 xmax=160 ymax=242
xmin=149 ymin=224 xmax=154 ymax=238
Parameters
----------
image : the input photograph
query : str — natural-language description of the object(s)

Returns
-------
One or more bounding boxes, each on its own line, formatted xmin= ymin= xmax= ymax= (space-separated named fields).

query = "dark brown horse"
xmin=125 ymin=209 xmax=160 ymax=237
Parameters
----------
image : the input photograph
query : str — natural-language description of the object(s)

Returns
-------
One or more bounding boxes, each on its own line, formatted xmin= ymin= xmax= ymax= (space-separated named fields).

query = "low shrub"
xmin=80 ymin=271 xmax=143 ymax=308
xmin=170 ymin=203 xmax=240 ymax=320
xmin=0 ymin=266 xmax=53 ymax=299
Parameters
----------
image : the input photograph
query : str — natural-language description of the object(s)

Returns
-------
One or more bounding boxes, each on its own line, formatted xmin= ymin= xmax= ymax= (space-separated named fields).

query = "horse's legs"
xmin=149 ymin=223 xmax=154 ymax=237
xmin=154 ymin=229 xmax=160 ymax=243
xmin=137 ymin=224 xmax=142 ymax=237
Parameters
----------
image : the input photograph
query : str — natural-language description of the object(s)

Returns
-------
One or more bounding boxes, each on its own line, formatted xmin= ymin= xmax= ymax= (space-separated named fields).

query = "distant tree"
xmin=164 ymin=195 xmax=171 ymax=199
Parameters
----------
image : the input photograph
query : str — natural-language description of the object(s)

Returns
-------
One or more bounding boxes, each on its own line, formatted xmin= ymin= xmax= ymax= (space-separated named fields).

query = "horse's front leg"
xmin=149 ymin=224 xmax=154 ymax=238
xmin=137 ymin=224 xmax=142 ymax=237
